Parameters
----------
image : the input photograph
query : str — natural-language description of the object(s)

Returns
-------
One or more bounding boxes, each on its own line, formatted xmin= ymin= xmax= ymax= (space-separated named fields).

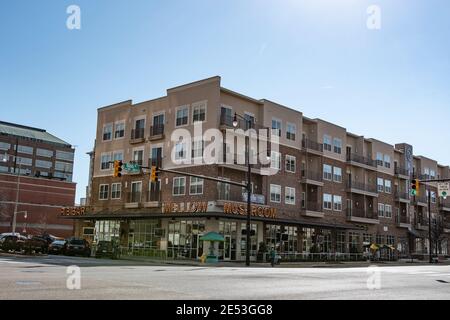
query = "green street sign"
xmin=123 ymin=163 xmax=141 ymax=173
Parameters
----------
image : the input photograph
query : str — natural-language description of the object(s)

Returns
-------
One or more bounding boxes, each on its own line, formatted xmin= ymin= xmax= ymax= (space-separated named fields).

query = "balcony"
xmin=346 ymin=181 xmax=378 ymax=197
xmin=219 ymin=113 xmax=255 ymax=130
xmin=395 ymin=191 xmax=410 ymax=203
xmin=439 ymin=200 xmax=450 ymax=213
xmin=301 ymin=170 xmax=324 ymax=186
xmin=301 ymin=201 xmax=324 ymax=218
xmin=217 ymin=189 xmax=266 ymax=205
xmin=125 ymin=192 xmax=142 ymax=209
xmin=346 ymin=153 xmax=377 ymax=170
xmin=443 ymin=222 xmax=450 ymax=234
xmin=416 ymin=217 xmax=429 ymax=231
xmin=395 ymin=213 xmax=411 ymax=228
xmin=149 ymin=124 xmax=165 ymax=141
xmin=395 ymin=166 xmax=410 ymax=179
xmin=346 ymin=208 xmax=379 ymax=224
xmin=130 ymin=128 xmax=145 ymax=144
xmin=412 ymin=195 xmax=428 ymax=207
xmin=143 ymin=188 xmax=161 ymax=208
xmin=301 ymin=139 xmax=323 ymax=155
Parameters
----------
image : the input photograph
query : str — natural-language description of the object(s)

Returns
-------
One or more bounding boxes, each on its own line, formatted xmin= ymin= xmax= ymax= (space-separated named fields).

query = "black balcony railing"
xmin=395 ymin=191 xmax=410 ymax=201
xmin=148 ymin=157 xmax=162 ymax=168
xmin=302 ymin=139 xmax=323 ymax=152
xmin=131 ymin=128 xmax=145 ymax=140
xmin=413 ymin=195 xmax=428 ymax=204
xmin=416 ymin=216 xmax=429 ymax=226
xmin=302 ymin=201 xmax=322 ymax=212
xmin=439 ymin=200 xmax=450 ymax=209
xmin=146 ymin=189 xmax=161 ymax=202
xmin=220 ymin=112 xmax=256 ymax=130
xmin=150 ymin=124 xmax=164 ymax=137
xmin=127 ymin=192 xmax=142 ymax=203
xmin=301 ymin=170 xmax=323 ymax=182
xmin=347 ymin=208 xmax=378 ymax=220
xmin=346 ymin=181 xmax=378 ymax=194
xmin=346 ymin=153 xmax=377 ymax=167
xmin=395 ymin=166 xmax=409 ymax=176
xmin=396 ymin=213 xmax=409 ymax=224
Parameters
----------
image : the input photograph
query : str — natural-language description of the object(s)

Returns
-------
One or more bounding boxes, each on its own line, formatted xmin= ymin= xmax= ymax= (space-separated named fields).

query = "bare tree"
xmin=431 ymin=215 xmax=447 ymax=257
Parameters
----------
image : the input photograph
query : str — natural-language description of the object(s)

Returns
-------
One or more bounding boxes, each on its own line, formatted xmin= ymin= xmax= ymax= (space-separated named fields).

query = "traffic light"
xmin=150 ymin=166 xmax=159 ymax=183
xmin=113 ymin=160 xmax=123 ymax=177
xmin=411 ymin=179 xmax=420 ymax=196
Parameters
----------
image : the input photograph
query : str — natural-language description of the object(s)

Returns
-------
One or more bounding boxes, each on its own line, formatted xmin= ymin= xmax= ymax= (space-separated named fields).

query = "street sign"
xmin=123 ymin=163 xmax=141 ymax=173
xmin=438 ymin=182 xmax=450 ymax=199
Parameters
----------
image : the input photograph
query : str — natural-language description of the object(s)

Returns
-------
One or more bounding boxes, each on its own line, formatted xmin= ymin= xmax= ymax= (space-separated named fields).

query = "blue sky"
xmin=1 ymin=0 xmax=449 ymax=201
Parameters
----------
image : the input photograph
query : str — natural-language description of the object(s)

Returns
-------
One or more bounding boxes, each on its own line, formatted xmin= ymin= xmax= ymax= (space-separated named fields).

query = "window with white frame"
xmin=272 ymin=119 xmax=282 ymax=137
xmin=173 ymin=177 xmax=186 ymax=195
xmin=285 ymin=155 xmax=296 ymax=173
xmin=385 ymin=205 xmax=392 ymax=218
xmin=271 ymin=151 xmax=281 ymax=170
xmin=384 ymin=180 xmax=392 ymax=193
xmin=111 ymin=183 xmax=121 ymax=199
xmin=333 ymin=167 xmax=342 ymax=183
xmin=101 ymin=153 xmax=112 ymax=170
xmin=270 ymin=184 xmax=281 ymax=203
xmin=384 ymin=154 xmax=391 ymax=168
xmin=114 ymin=121 xmax=125 ymax=139
xmin=333 ymin=138 xmax=342 ymax=154
xmin=175 ymin=142 xmax=187 ymax=160
xmin=376 ymin=152 xmax=383 ymax=166
xmin=176 ymin=106 xmax=189 ymax=126
xmin=323 ymin=135 xmax=332 ymax=151
xmin=431 ymin=191 xmax=437 ymax=203
xmin=113 ymin=151 xmax=123 ymax=162
xmin=377 ymin=178 xmax=384 ymax=192
xmin=285 ymin=187 xmax=295 ymax=205
xmin=192 ymin=102 xmax=206 ymax=123
xmin=286 ymin=123 xmax=296 ymax=141
xmin=378 ymin=203 xmax=385 ymax=217
xmin=333 ymin=195 xmax=342 ymax=211
xmin=132 ymin=149 xmax=144 ymax=166
xmin=189 ymin=177 xmax=204 ymax=195
xmin=323 ymin=164 xmax=332 ymax=181
xmin=323 ymin=194 xmax=332 ymax=210
xmin=102 ymin=124 xmax=113 ymax=141
xmin=99 ymin=184 xmax=109 ymax=200
xmin=430 ymin=170 xmax=436 ymax=180
xmin=192 ymin=140 xmax=204 ymax=159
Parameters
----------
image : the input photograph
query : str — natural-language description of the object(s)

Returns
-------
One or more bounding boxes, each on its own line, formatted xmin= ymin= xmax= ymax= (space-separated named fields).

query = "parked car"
xmin=48 ymin=239 xmax=67 ymax=255
xmin=23 ymin=236 xmax=49 ymax=254
xmin=0 ymin=234 xmax=27 ymax=253
xmin=95 ymin=240 xmax=120 ymax=259
xmin=65 ymin=238 xmax=91 ymax=257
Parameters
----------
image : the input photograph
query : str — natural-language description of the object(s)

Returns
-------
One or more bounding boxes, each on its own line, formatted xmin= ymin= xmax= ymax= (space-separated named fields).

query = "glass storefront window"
xmin=127 ymin=220 xmax=164 ymax=257
xmin=218 ymin=221 xmax=238 ymax=261
xmin=265 ymin=225 xmax=298 ymax=257
xmin=240 ymin=223 xmax=258 ymax=258
xmin=95 ymin=220 xmax=120 ymax=243
xmin=167 ymin=220 xmax=206 ymax=259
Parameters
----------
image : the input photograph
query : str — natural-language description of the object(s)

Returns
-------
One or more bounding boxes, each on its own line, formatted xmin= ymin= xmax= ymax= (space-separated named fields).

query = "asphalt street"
xmin=1 ymin=254 xmax=450 ymax=300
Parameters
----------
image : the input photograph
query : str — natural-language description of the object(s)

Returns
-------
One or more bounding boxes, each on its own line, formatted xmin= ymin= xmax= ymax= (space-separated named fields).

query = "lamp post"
xmin=2 ymin=153 xmax=22 ymax=235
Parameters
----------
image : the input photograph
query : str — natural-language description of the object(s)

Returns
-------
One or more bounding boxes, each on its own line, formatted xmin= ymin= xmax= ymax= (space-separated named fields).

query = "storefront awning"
xmin=200 ymin=232 xmax=225 ymax=242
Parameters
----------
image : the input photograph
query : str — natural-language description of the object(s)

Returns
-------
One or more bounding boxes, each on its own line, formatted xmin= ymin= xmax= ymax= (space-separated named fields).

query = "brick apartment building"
xmin=69 ymin=76 xmax=450 ymax=261
xmin=0 ymin=121 xmax=76 ymax=238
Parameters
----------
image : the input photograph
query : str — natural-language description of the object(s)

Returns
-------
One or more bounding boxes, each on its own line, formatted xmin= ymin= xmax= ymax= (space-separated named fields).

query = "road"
xmin=0 ymin=254 xmax=450 ymax=300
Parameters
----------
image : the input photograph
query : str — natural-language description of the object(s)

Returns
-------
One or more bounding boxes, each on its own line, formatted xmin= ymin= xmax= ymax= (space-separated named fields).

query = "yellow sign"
xmin=60 ymin=206 xmax=88 ymax=216
xmin=223 ymin=203 xmax=277 ymax=219
xmin=162 ymin=202 xmax=208 ymax=214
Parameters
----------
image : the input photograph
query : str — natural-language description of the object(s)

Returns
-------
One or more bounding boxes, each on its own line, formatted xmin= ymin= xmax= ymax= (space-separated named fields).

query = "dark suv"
xmin=95 ymin=241 xmax=120 ymax=259
xmin=65 ymin=238 xmax=91 ymax=257
xmin=0 ymin=234 xmax=27 ymax=253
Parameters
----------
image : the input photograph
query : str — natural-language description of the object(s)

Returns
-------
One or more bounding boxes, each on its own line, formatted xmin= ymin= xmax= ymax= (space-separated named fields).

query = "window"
xmin=192 ymin=140 xmax=204 ymax=159
xmin=99 ymin=184 xmax=109 ymax=200
xmin=285 ymin=187 xmax=295 ymax=205
xmin=0 ymin=142 xmax=10 ymax=151
xmin=384 ymin=180 xmax=392 ymax=194
xmin=130 ymin=181 xmax=142 ymax=202
xmin=36 ymin=148 xmax=53 ymax=158
xmin=55 ymin=151 xmax=74 ymax=161
xmin=111 ymin=183 xmax=121 ymax=199
xmin=376 ymin=152 xmax=383 ymax=166
xmin=430 ymin=170 xmax=436 ymax=180
xmin=55 ymin=161 xmax=73 ymax=173
xmin=431 ymin=191 xmax=437 ymax=203
xmin=189 ymin=177 xmax=204 ymax=195
xmin=333 ymin=167 xmax=342 ymax=183
xmin=285 ymin=155 xmax=296 ymax=173
xmin=132 ymin=149 xmax=144 ymax=166
xmin=175 ymin=142 xmax=187 ymax=161
xmin=16 ymin=157 xmax=32 ymax=166
xmin=244 ymin=113 xmax=255 ymax=129
xmin=377 ymin=178 xmax=384 ymax=192
xmin=271 ymin=151 xmax=281 ymax=170
xmin=333 ymin=138 xmax=342 ymax=154
xmin=35 ymin=160 xmax=52 ymax=169
xmin=385 ymin=205 xmax=392 ymax=218
xmin=102 ymin=124 xmax=113 ymax=141
xmin=384 ymin=155 xmax=391 ymax=168
xmin=333 ymin=195 xmax=342 ymax=211
xmin=113 ymin=151 xmax=123 ymax=162
xmin=100 ymin=153 xmax=111 ymax=170
xmin=323 ymin=194 xmax=332 ymax=210
xmin=323 ymin=164 xmax=332 ymax=181
xmin=272 ymin=119 xmax=282 ymax=137
xmin=192 ymin=102 xmax=206 ymax=123
xmin=114 ymin=122 xmax=125 ymax=139
xmin=0 ymin=166 xmax=8 ymax=173
xmin=323 ymin=135 xmax=332 ymax=151
xmin=270 ymin=184 xmax=281 ymax=203
xmin=16 ymin=145 xmax=33 ymax=155
xmin=173 ymin=177 xmax=186 ymax=196
xmin=286 ymin=123 xmax=296 ymax=141
xmin=176 ymin=106 xmax=189 ymax=126
xmin=378 ymin=203 xmax=385 ymax=217
xmin=151 ymin=146 xmax=163 ymax=166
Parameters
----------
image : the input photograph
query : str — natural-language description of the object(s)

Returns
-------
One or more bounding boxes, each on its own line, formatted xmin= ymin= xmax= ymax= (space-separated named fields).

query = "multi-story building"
xmin=0 ymin=121 xmax=76 ymax=237
xmin=69 ymin=76 xmax=450 ymax=261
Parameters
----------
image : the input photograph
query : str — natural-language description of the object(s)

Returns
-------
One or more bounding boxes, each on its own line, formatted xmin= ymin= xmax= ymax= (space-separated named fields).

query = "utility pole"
xmin=427 ymin=184 xmax=432 ymax=264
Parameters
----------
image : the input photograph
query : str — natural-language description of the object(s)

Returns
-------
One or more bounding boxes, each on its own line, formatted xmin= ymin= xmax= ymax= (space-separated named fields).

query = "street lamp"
xmin=232 ymin=112 xmax=270 ymax=266
xmin=2 ymin=153 xmax=23 ymax=235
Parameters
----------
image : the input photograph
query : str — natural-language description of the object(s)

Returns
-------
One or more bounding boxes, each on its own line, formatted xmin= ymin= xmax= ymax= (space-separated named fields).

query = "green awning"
xmin=200 ymin=232 xmax=225 ymax=242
